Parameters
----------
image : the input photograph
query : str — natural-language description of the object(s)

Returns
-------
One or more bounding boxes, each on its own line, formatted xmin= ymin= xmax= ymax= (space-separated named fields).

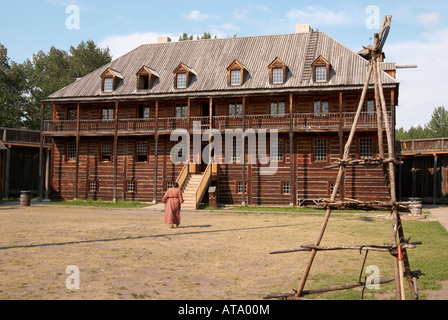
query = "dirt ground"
xmin=0 ymin=203 xmax=447 ymax=300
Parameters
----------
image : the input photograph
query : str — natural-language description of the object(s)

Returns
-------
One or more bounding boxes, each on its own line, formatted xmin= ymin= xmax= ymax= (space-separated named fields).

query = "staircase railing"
xmin=176 ymin=163 xmax=190 ymax=191
xmin=194 ymin=163 xmax=212 ymax=209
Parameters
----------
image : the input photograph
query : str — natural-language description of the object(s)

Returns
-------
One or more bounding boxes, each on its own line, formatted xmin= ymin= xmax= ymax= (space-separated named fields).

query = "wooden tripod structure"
xmin=266 ymin=16 xmax=423 ymax=300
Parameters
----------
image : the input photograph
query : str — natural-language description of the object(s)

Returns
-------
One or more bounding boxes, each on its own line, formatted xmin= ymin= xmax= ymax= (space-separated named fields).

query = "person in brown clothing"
xmin=162 ymin=182 xmax=185 ymax=228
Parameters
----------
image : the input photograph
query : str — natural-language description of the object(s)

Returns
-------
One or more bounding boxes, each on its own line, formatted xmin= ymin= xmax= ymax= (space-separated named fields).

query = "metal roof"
xmin=45 ymin=31 xmax=399 ymax=103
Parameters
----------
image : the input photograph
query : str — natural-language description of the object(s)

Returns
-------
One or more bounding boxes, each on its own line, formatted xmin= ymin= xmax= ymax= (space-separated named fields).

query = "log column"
xmin=113 ymin=101 xmax=119 ymax=202
xmin=38 ymin=103 xmax=45 ymax=202
xmin=74 ymin=103 xmax=80 ymax=201
xmin=242 ymin=96 xmax=246 ymax=206
xmin=289 ymin=93 xmax=294 ymax=207
xmin=153 ymin=100 xmax=159 ymax=204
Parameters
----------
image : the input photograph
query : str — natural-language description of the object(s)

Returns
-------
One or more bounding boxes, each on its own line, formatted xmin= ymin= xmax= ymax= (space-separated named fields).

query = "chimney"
xmin=296 ymin=24 xmax=311 ymax=33
xmin=157 ymin=36 xmax=171 ymax=43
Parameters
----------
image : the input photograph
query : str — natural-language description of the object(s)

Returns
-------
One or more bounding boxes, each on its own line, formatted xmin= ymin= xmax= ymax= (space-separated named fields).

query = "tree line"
xmin=0 ymin=40 xmax=112 ymax=130
xmin=395 ymin=106 xmax=448 ymax=140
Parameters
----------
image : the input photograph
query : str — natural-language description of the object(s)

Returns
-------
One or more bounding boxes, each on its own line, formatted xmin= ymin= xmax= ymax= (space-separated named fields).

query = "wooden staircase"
xmin=177 ymin=163 xmax=214 ymax=210
xmin=181 ymin=174 xmax=205 ymax=210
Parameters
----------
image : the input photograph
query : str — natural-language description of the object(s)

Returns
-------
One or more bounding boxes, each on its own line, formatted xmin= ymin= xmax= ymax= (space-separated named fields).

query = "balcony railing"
xmin=396 ymin=138 xmax=448 ymax=155
xmin=42 ymin=112 xmax=390 ymax=135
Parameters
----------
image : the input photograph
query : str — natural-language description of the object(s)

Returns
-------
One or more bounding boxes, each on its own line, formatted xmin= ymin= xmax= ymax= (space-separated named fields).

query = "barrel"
xmin=409 ymin=198 xmax=422 ymax=215
xmin=20 ymin=191 xmax=31 ymax=207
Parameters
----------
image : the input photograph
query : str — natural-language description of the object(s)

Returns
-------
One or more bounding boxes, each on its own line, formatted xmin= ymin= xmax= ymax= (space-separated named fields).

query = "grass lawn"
xmin=0 ymin=203 xmax=446 ymax=300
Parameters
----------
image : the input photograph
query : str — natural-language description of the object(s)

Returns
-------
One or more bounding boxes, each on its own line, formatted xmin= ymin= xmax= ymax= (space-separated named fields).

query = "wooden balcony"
xmin=42 ymin=112 xmax=390 ymax=136
xmin=1 ymin=127 xmax=51 ymax=147
xmin=396 ymin=138 xmax=448 ymax=156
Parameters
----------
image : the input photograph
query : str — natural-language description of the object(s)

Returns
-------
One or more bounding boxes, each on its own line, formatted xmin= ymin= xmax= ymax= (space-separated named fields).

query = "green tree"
xmin=426 ymin=106 xmax=448 ymax=138
xmin=0 ymin=44 xmax=27 ymax=128
xmin=20 ymin=40 xmax=112 ymax=129
xmin=179 ymin=32 xmax=216 ymax=41
xmin=395 ymin=106 xmax=448 ymax=140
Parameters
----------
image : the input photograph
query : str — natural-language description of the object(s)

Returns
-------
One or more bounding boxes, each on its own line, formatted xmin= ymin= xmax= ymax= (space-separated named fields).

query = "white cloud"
xmin=416 ymin=12 xmax=441 ymax=27
xmin=98 ymin=31 xmax=178 ymax=59
xmin=210 ymin=23 xmax=239 ymax=38
xmin=183 ymin=10 xmax=218 ymax=21
xmin=386 ymin=28 xmax=448 ymax=129
xmin=286 ymin=6 xmax=353 ymax=26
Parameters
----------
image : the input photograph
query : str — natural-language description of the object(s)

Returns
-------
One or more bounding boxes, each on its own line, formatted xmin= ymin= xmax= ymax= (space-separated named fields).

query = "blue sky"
xmin=1 ymin=0 xmax=447 ymax=129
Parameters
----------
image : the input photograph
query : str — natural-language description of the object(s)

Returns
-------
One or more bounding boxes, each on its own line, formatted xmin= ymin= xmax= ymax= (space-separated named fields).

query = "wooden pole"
xmin=242 ymin=96 xmax=246 ymax=206
xmin=74 ymin=103 xmax=80 ymax=201
xmin=153 ymin=100 xmax=159 ymax=204
xmin=296 ymin=62 xmax=374 ymax=297
xmin=38 ymin=103 xmax=45 ymax=202
xmin=289 ymin=93 xmax=294 ymax=207
xmin=113 ymin=101 xmax=119 ymax=203
xmin=433 ymin=154 xmax=438 ymax=205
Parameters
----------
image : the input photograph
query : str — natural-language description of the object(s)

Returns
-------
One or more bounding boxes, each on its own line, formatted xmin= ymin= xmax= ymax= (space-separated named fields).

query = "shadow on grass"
xmin=0 ymin=223 xmax=300 ymax=251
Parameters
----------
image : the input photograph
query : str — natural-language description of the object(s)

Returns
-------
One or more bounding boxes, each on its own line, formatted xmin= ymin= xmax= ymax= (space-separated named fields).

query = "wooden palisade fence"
xmin=265 ymin=16 xmax=423 ymax=300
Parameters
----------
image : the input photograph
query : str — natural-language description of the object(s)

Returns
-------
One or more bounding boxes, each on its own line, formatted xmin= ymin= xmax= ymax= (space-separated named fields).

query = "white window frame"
xmin=314 ymin=139 xmax=327 ymax=162
xmin=271 ymin=139 xmax=283 ymax=162
xmin=177 ymin=73 xmax=187 ymax=88
xmin=127 ymin=181 xmax=136 ymax=193
xmin=237 ymin=182 xmax=247 ymax=194
xmin=359 ymin=138 xmax=374 ymax=158
xmin=104 ymin=77 xmax=114 ymax=92
xmin=272 ymin=68 xmax=284 ymax=84
xmin=315 ymin=66 xmax=327 ymax=82
xmin=314 ymin=99 xmax=329 ymax=114
xmin=230 ymin=70 xmax=241 ymax=86
xmin=282 ymin=182 xmax=291 ymax=195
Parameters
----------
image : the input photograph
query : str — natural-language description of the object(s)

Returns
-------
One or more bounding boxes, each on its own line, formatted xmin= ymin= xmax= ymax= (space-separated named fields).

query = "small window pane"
xmin=282 ymin=183 xmax=291 ymax=195
xmin=176 ymin=104 xmax=188 ymax=118
xmin=271 ymin=139 xmax=283 ymax=161
xmin=273 ymin=68 xmax=283 ymax=83
xmin=330 ymin=183 xmax=340 ymax=195
xmin=177 ymin=73 xmax=187 ymax=88
xmin=102 ymin=107 xmax=114 ymax=120
xmin=316 ymin=66 xmax=327 ymax=82
xmin=137 ymin=141 xmax=148 ymax=162
xmin=360 ymin=138 xmax=373 ymax=158
xmin=237 ymin=182 xmax=247 ymax=194
xmin=365 ymin=98 xmax=375 ymax=113
xmin=127 ymin=181 xmax=136 ymax=193
xmin=104 ymin=78 xmax=113 ymax=91
xmin=314 ymin=99 xmax=328 ymax=114
xmin=101 ymin=142 xmax=112 ymax=162
xmin=232 ymin=140 xmax=242 ymax=162
xmin=67 ymin=142 xmax=77 ymax=162
xmin=231 ymin=70 xmax=241 ymax=85
xmin=89 ymin=180 xmax=98 ymax=192
xmin=314 ymin=139 xmax=327 ymax=161
xmin=229 ymin=102 xmax=242 ymax=116
xmin=167 ymin=182 xmax=175 ymax=190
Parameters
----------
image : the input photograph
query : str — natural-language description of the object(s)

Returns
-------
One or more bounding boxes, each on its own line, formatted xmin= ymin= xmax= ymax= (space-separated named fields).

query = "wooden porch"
xmin=42 ymin=112 xmax=390 ymax=136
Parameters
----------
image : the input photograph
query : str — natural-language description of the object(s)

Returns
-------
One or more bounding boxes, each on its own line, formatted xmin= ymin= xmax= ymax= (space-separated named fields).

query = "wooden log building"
xmin=1 ymin=127 xmax=51 ymax=200
xmin=42 ymin=25 xmax=400 ymax=208
xmin=396 ymin=138 xmax=448 ymax=204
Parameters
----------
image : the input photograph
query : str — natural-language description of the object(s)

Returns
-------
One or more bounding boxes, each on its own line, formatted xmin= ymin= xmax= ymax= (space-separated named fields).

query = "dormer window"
xmin=272 ymin=68 xmax=283 ymax=83
xmin=104 ymin=78 xmax=114 ymax=92
xmin=177 ymin=73 xmax=187 ymax=88
xmin=230 ymin=70 xmax=241 ymax=86
xmin=268 ymin=57 xmax=288 ymax=84
xmin=101 ymin=68 xmax=123 ymax=92
xmin=174 ymin=63 xmax=196 ymax=89
xmin=311 ymin=56 xmax=331 ymax=83
xmin=137 ymin=66 xmax=159 ymax=90
xmin=227 ymin=60 xmax=248 ymax=86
